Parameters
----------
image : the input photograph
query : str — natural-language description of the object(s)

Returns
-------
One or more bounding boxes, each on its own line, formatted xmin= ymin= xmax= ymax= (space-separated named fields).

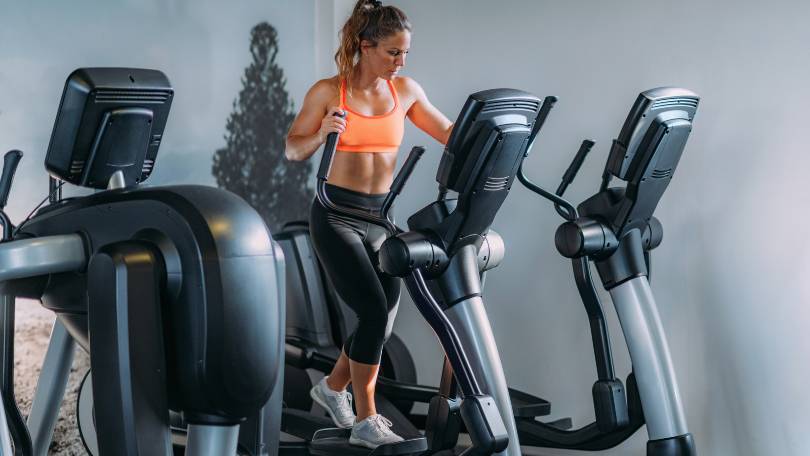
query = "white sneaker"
xmin=349 ymin=414 xmax=405 ymax=449
xmin=309 ymin=377 xmax=355 ymax=428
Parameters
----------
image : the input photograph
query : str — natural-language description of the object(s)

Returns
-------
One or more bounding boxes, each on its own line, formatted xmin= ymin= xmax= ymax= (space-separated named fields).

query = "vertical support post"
xmin=0 ymin=290 xmax=32 ymax=455
xmin=440 ymin=246 xmax=516 ymax=456
xmin=88 ymin=241 xmax=171 ymax=456
xmin=237 ymin=240 xmax=288 ymax=456
xmin=609 ymin=276 xmax=688 ymax=440
xmin=187 ymin=424 xmax=240 ymax=456
xmin=446 ymin=297 xmax=519 ymax=456
xmin=27 ymin=319 xmax=75 ymax=456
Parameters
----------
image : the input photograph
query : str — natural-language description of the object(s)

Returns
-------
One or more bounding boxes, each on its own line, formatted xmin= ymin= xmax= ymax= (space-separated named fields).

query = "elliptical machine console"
xmin=517 ymin=87 xmax=699 ymax=455
xmin=45 ymin=67 xmax=172 ymax=189
xmin=0 ymin=68 xmax=286 ymax=456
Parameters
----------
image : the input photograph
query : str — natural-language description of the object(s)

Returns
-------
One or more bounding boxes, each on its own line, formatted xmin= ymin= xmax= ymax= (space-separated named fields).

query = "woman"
xmin=285 ymin=0 xmax=453 ymax=449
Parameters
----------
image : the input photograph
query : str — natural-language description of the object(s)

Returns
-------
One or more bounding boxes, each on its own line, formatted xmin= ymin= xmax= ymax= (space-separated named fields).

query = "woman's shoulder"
xmin=306 ymin=76 xmax=341 ymax=103
xmin=393 ymin=76 xmax=422 ymax=93
xmin=393 ymin=76 xmax=427 ymax=103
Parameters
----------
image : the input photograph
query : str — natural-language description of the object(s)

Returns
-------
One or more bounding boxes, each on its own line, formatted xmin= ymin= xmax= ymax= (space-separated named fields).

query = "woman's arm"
xmin=285 ymin=79 xmax=346 ymax=161
xmin=402 ymin=77 xmax=453 ymax=145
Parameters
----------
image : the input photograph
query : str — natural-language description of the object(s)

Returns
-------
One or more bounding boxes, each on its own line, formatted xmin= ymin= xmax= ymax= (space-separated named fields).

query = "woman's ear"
xmin=360 ymin=39 xmax=376 ymax=56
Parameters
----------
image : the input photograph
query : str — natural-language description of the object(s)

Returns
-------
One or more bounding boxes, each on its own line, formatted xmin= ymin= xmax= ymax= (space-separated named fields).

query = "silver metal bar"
xmin=106 ymin=170 xmax=126 ymax=190
xmin=609 ymin=276 xmax=688 ymax=440
xmin=27 ymin=319 xmax=75 ymax=456
xmin=0 ymin=292 xmax=15 ymax=455
xmin=186 ymin=424 xmax=240 ymax=456
xmin=0 ymin=234 xmax=98 ymax=454
xmin=0 ymin=235 xmax=85 ymax=282
xmin=446 ymin=296 xmax=520 ymax=456
xmin=1 ymin=282 xmax=27 ymax=454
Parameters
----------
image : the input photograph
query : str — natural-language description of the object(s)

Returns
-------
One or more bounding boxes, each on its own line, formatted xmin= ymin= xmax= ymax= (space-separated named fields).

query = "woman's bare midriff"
xmin=327 ymin=150 xmax=399 ymax=194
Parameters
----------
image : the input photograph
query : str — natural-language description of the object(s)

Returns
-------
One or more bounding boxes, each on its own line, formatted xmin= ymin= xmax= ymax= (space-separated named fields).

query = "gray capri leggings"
xmin=309 ymin=184 xmax=400 ymax=365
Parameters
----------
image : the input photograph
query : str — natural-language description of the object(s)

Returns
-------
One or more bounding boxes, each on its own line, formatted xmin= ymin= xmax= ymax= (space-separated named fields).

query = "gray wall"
xmin=321 ymin=1 xmax=810 ymax=455
xmin=0 ymin=0 xmax=316 ymax=219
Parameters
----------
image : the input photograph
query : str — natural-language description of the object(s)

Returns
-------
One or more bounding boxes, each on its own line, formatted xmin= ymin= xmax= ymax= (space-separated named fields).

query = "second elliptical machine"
xmin=516 ymin=87 xmax=699 ymax=455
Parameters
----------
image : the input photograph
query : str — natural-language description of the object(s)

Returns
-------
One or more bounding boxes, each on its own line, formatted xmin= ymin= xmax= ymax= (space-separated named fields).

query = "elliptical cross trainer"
xmin=516 ymin=87 xmax=699 ymax=455
xmin=303 ymin=88 xmax=555 ymax=456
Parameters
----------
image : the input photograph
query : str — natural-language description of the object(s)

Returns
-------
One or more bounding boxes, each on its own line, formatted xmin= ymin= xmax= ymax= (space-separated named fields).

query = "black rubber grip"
xmin=0 ymin=150 xmax=23 ymax=209
xmin=316 ymin=112 xmax=346 ymax=181
xmin=560 ymin=139 xmax=595 ymax=190
xmin=390 ymin=146 xmax=425 ymax=195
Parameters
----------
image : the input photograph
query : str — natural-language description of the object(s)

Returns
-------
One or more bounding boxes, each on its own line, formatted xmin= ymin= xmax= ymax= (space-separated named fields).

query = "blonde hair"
xmin=335 ymin=0 xmax=411 ymax=85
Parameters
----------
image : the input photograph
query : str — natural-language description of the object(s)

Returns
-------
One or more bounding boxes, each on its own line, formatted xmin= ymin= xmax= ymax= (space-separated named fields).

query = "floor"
xmin=15 ymin=302 xmax=89 ymax=455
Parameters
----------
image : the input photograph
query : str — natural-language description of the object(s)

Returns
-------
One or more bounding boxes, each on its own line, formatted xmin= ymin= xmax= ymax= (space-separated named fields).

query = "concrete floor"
xmin=15 ymin=303 xmax=89 ymax=455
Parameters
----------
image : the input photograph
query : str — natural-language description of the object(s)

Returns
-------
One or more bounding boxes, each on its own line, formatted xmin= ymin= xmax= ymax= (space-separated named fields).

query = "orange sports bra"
xmin=336 ymin=79 xmax=406 ymax=153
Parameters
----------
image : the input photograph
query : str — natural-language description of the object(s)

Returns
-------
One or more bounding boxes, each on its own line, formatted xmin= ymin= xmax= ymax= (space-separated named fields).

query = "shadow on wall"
xmin=212 ymin=22 xmax=313 ymax=234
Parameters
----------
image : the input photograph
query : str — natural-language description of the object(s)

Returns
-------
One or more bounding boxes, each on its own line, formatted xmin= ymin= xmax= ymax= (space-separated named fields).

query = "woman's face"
xmin=361 ymin=29 xmax=411 ymax=80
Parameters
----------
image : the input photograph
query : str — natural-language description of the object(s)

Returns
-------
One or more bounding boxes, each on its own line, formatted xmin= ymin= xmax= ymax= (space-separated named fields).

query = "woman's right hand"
xmin=319 ymin=107 xmax=347 ymax=143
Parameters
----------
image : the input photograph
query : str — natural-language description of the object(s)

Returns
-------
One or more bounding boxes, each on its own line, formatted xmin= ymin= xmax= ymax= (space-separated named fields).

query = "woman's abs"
xmin=327 ymin=150 xmax=399 ymax=194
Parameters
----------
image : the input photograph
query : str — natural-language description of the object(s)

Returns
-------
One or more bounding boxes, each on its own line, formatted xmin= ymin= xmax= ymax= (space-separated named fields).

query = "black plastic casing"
xmin=432 ymin=89 xmax=541 ymax=249
xmin=17 ymin=185 xmax=284 ymax=423
xmin=592 ymin=379 xmax=629 ymax=432
xmin=600 ymin=87 xmax=698 ymax=237
xmin=579 ymin=88 xmax=699 ymax=289
xmin=647 ymin=433 xmax=696 ymax=456
xmin=460 ymin=395 xmax=509 ymax=454
xmin=439 ymin=89 xmax=542 ymax=190
xmin=607 ymin=88 xmax=698 ymax=182
xmin=45 ymin=68 xmax=173 ymax=189
xmin=392 ymin=89 xmax=543 ymax=302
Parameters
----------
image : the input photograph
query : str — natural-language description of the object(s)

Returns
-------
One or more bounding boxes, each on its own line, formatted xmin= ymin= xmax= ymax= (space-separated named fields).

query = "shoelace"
xmin=367 ymin=415 xmax=395 ymax=437
xmin=335 ymin=391 xmax=353 ymax=414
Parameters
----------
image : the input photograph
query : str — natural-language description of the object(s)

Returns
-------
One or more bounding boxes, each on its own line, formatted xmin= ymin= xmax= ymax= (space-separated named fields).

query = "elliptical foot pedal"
xmin=508 ymin=387 xmax=552 ymax=418
xmin=309 ymin=428 xmax=427 ymax=455
xmin=543 ymin=417 xmax=573 ymax=430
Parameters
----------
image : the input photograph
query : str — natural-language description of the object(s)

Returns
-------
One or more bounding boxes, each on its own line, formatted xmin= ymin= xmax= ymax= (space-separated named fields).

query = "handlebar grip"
xmin=316 ymin=111 xmax=346 ymax=181
xmin=560 ymin=139 xmax=595 ymax=191
xmin=390 ymin=146 xmax=425 ymax=195
xmin=0 ymin=150 xmax=23 ymax=209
